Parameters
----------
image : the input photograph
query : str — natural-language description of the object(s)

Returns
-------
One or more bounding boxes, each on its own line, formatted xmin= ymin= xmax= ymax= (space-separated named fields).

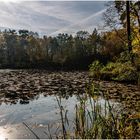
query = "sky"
xmin=0 ymin=0 xmax=107 ymax=36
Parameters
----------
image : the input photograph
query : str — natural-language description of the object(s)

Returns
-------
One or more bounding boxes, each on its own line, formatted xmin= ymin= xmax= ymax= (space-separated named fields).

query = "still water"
xmin=0 ymin=70 xmax=120 ymax=139
xmin=0 ymin=93 xmax=118 ymax=139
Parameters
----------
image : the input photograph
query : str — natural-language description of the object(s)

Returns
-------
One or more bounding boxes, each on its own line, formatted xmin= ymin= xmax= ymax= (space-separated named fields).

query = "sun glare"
xmin=0 ymin=0 xmax=18 ymax=3
xmin=0 ymin=135 xmax=5 ymax=140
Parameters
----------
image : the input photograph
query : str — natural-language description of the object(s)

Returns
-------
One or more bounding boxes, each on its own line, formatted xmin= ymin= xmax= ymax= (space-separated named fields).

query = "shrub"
xmin=112 ymin=62 xmax=138 ymax=81
xmin=116 ymin=51 xmax=132 ymax=63
xmin=134 ymin=55 xmax=140 ymax=71
xmin=90 ymin=61 xmax=138 ymax=82
xmin=101 ymin=62 xmax=122 ymax=72
xmin=89 ymin=61 xmax=103 ymax=79
xmin=100 ymin=62 xmax=122 ymax=80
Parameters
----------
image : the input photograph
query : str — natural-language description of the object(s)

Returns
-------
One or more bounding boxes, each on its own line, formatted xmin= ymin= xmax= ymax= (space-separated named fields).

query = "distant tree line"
xmin=0 ymin=28 xmax=126 ymax=70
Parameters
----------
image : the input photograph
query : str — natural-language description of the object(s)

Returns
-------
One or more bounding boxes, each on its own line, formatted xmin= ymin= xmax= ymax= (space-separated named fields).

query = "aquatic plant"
xmin=55 ymin=83 xmax=140 ymax=139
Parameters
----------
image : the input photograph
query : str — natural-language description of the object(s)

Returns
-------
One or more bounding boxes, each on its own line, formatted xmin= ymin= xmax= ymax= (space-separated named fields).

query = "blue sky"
xmin=0 ymin=1 xmax=107 ymax=36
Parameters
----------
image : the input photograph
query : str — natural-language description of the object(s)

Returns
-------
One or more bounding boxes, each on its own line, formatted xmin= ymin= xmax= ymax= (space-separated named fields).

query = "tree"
xmin=103 ymin=1 xmax=127 ymax=44
xmin=99 ymin=30 xmax=125 ymax=62
xmin=89 ymin=29 xmax=100 ymax=55
xmin=126 ymin=1 xmax=132 ymax=53
xmin=104 ymin=1 xmax=140 ymax=63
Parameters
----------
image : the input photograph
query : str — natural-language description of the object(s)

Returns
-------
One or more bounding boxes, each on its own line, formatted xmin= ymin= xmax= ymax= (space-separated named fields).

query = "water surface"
xmin=0 ymin=93 xmax=119 ymax=139
xmin=0 ymin=70 xmax=134 ymax=139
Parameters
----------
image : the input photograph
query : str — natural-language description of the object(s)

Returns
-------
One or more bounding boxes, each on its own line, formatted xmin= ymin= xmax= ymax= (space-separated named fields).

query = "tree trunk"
xmin=126 ymin=1 xmax=132 ymax=53
xmin=126 ymin=1 xmax=134 ymax=64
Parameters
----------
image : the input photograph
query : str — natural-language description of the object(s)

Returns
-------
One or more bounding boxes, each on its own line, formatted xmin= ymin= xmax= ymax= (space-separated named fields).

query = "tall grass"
xmin=74 ymin=84 xmax=119 ymax=139
xmin=55 ymin=83 xmax=140 ymax=139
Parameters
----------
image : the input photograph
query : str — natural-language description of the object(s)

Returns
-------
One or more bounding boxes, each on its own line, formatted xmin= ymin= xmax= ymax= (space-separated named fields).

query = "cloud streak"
xmin=0 ymin=1 xmax=106 ymax=36
xmin=50 ymin=8 xmax=106 ymax=36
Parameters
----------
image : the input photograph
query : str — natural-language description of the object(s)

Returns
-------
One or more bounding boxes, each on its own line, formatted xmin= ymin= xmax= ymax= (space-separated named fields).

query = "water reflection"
xmin=0 ymin=93 xmax=120 ymax=139
xmin=0 ymin=70 xmax=90 ymax=106
xmin=0 ymin=83 xmax=119 ymax=138
xmin=0 ymin=90 xmax=80 ymax=106
xmin=0 ymin=70 xmax=137 ymax=138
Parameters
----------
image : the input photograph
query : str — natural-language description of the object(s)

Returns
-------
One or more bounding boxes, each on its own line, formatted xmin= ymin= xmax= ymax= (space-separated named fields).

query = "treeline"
xmin=0 ymin=28 xmax=126 ymax=70
xmin=89 ymin=1 xmax=140 ymax=83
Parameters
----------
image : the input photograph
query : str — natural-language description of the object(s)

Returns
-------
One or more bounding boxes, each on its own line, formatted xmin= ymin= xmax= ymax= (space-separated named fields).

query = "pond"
xmin=0 ymin=70 xmax=139 ymax=139
xmin=0 ymin=93 xmax=119 ymax=139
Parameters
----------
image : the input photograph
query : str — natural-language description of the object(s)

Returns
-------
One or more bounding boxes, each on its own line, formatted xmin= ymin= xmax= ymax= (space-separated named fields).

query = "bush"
xmin=112 ymin=62 xmax=138 ymax=81
xmin=101 ymin=62 xmax=122 ymax=79
xmin=134 ymin=55 xmax=140 ymax=71
xmin=89 ymin=61 xmax=103 ymax=79
xmin=90 ymin=61 xmax=138 ymax=82
xmin=116 ymin=51 xmax=132 ymax=63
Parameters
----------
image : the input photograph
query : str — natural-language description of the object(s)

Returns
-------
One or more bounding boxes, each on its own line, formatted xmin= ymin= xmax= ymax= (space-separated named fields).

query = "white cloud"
xmin=50 ymin=9 xmax=106 ymax=36
xmin=0 ymin=1 xmax=106 ymax=36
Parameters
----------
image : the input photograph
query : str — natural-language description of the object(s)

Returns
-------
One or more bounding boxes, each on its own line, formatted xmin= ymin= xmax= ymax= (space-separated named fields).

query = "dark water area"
xmin=0 ymin=70 xmax=139 ymax=139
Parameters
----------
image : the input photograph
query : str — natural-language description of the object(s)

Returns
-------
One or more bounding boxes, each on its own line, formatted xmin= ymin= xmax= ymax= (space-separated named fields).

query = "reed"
xmin=55 ymin=83 xmax=140 ymax=139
